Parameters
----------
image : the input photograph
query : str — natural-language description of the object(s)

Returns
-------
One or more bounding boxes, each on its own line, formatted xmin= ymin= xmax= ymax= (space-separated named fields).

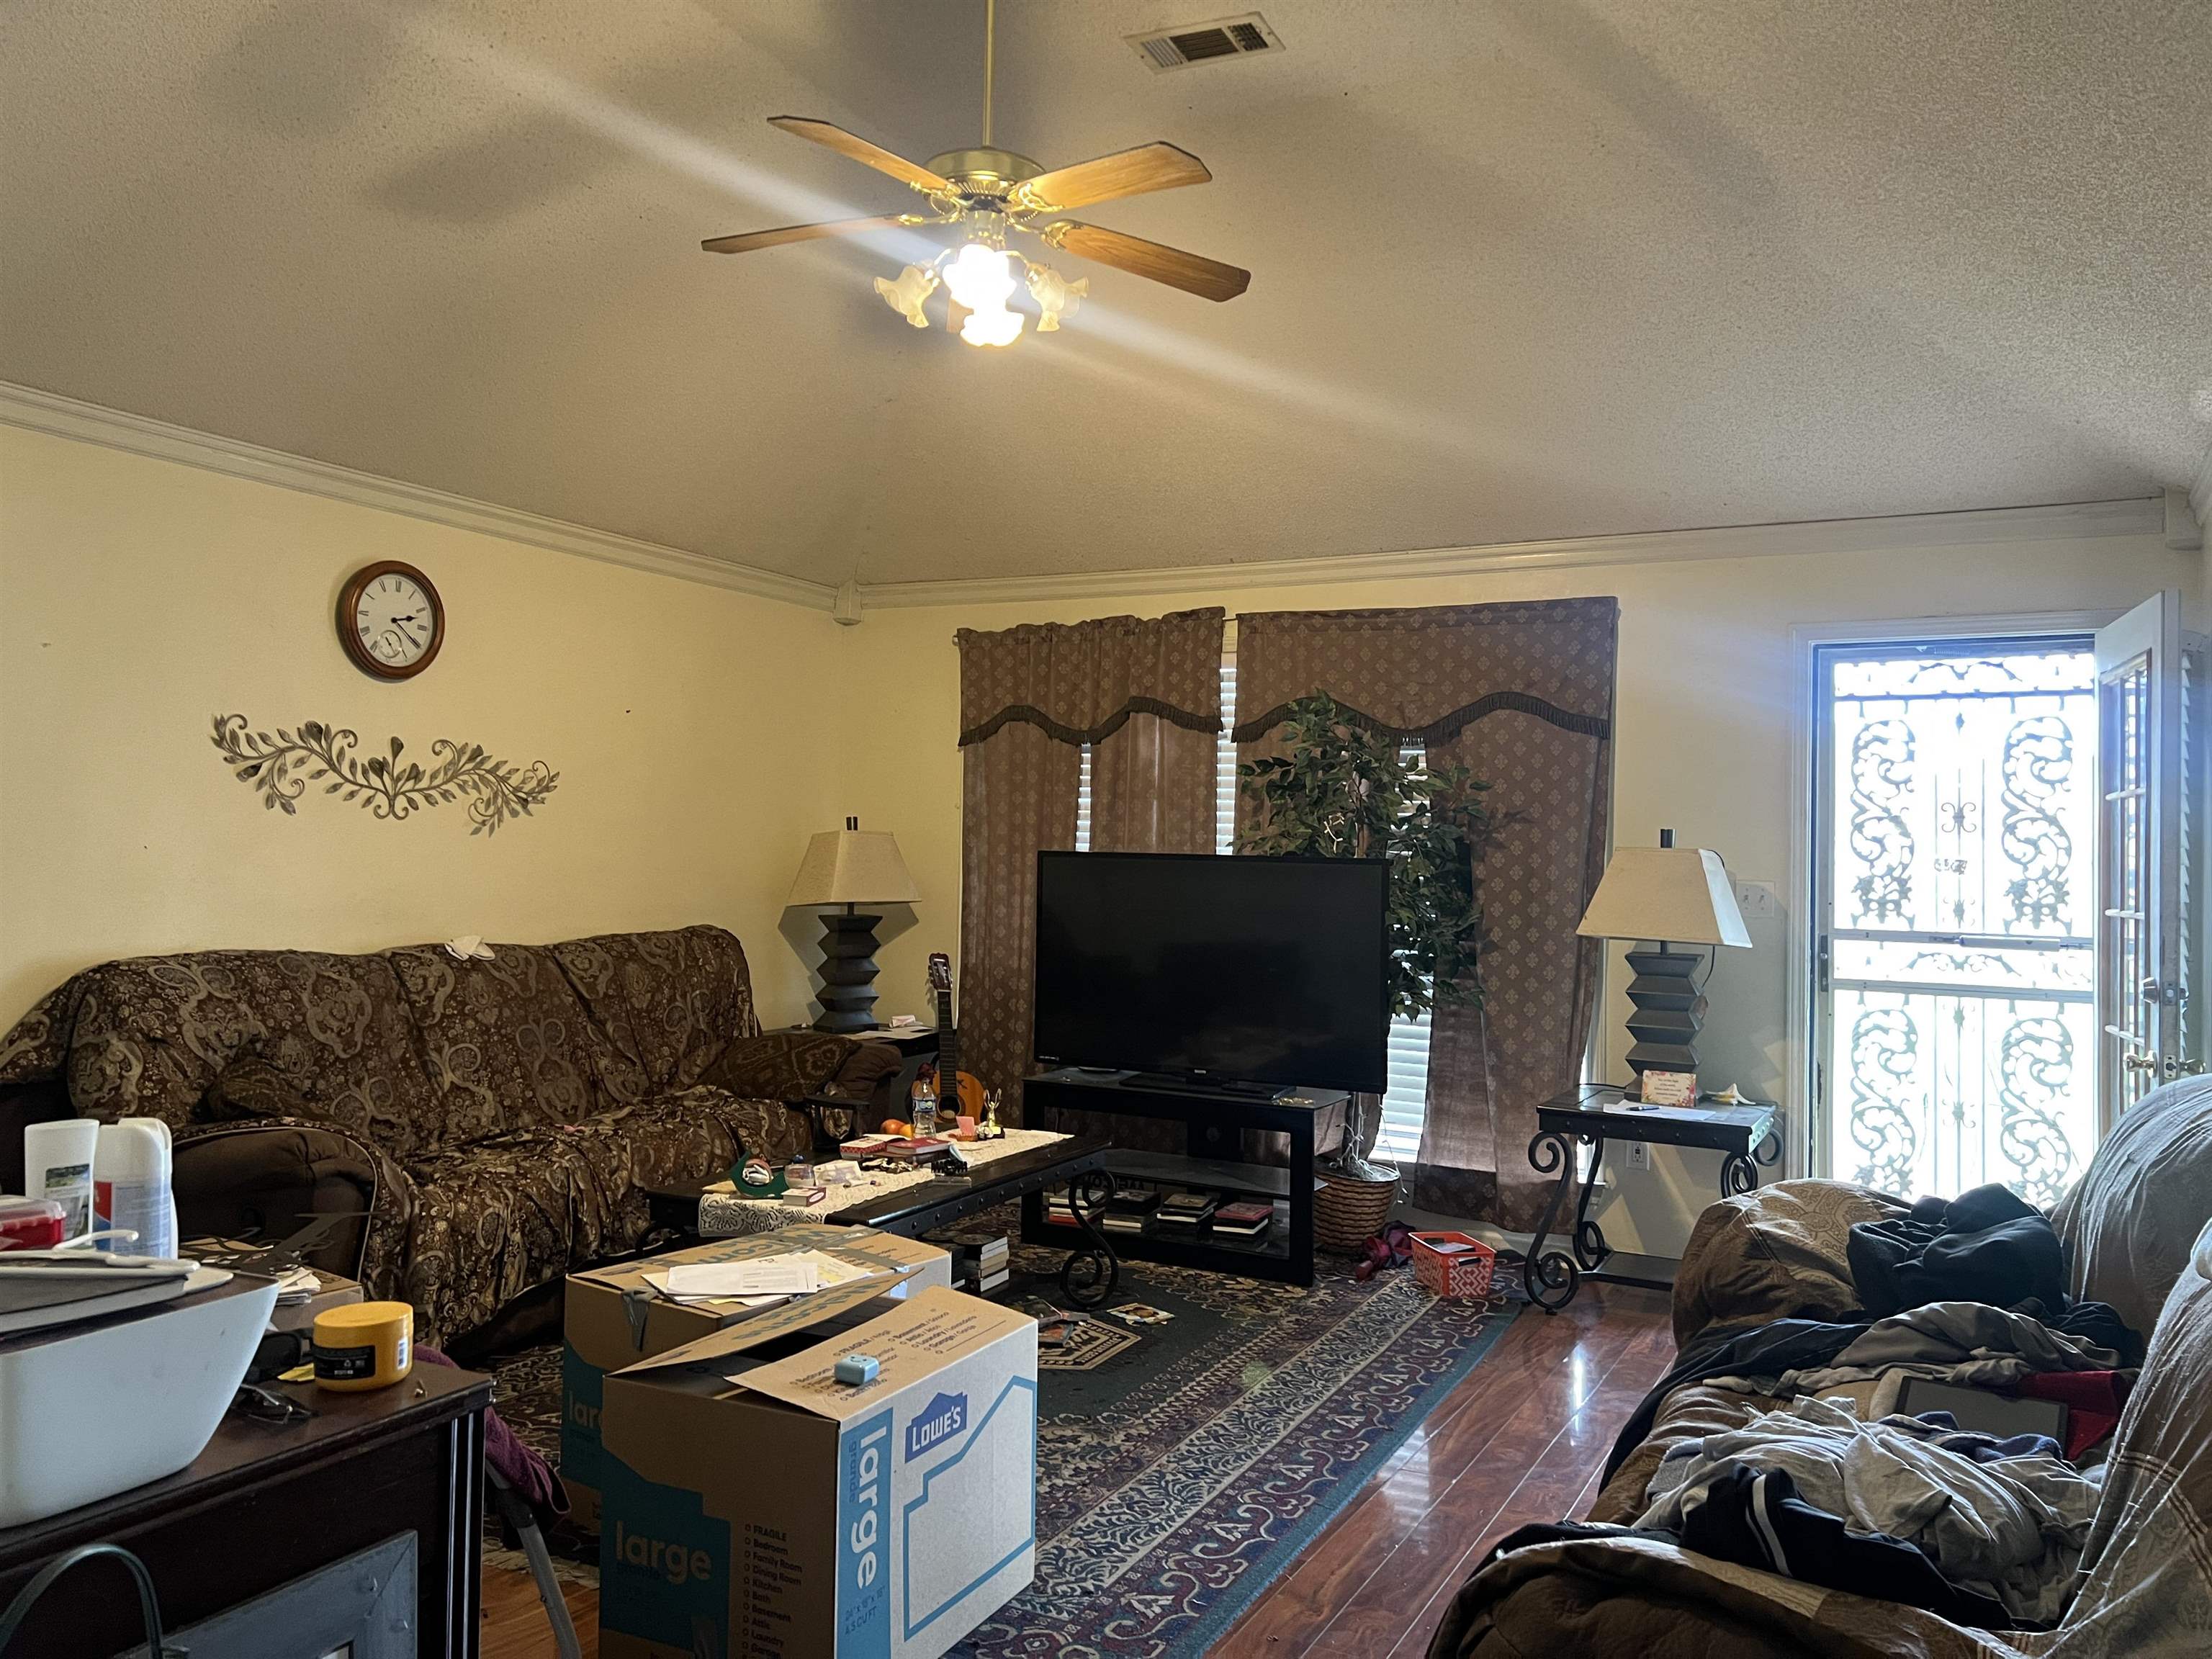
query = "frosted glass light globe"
xmin=942 ymin=241 xmax=1017 ymax=310
xmin=874 ymin=264 xmax=938 ymax=328
xmin=958 ymin=304 xmax=1025 ymax=348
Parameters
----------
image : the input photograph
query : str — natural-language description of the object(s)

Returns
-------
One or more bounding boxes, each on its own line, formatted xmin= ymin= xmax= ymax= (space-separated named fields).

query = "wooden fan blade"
xmin=702 ymin=215 xmax=910 ymax=254
xmin=1017 ymin=143 xmax=1210 ymax=211
xmin=1048 ymin=222 xmax=1250 ymax=302
xmin=768 ymin=117 xmax=950 ymax=192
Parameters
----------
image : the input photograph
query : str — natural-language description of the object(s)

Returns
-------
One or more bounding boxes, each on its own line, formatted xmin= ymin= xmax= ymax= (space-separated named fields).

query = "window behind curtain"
xmin=1218 ymin=652 xmax=1431 ymax=1163
xmin=1071 ymin=651 xmax=1431 ymax=1162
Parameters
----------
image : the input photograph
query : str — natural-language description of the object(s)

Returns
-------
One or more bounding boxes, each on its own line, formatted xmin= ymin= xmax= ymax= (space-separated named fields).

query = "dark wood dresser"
xmin=0 ymin=1361 xmax=490 ymax=1656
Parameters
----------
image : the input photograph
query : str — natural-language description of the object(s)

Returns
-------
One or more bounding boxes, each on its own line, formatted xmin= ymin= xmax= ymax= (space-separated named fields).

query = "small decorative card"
xmin=1638 ymin=1069 xmax=1699 ymax=1107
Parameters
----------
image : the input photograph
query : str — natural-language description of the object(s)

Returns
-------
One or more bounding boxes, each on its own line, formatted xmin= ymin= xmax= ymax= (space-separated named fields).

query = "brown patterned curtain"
xmin=1232 ymin=600 xmax=1617 ymax=1229
xmin=956 ymin=609 xmax=1225 ymax=1125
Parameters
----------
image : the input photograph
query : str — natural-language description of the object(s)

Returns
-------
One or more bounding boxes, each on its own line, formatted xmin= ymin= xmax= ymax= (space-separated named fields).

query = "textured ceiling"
xmin=4 ymin=1 xmax=2209 ymax=586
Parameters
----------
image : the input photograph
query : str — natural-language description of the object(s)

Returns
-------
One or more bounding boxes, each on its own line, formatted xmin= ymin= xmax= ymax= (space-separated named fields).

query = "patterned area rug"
xmin=485 ymin=1215 xmax=1517 ymax=1657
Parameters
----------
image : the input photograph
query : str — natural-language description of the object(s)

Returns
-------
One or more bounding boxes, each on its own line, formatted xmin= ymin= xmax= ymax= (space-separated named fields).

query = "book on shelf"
xmin=1154 ymin=1190 xmax=1218 ymax=1228
xmin=1210 ymin=1200 xmax=1274 ymax=1238
xmin=1100 ymin=1213 xmax=1148 ymax=1236
xmin=953 ymin=1238 xmax=1011 ymax=1277
xmin=978 ymin=1268 xmax=1010 ymax=1294
xmin=1107 ymin=1179 xmax=1162 ymax=1213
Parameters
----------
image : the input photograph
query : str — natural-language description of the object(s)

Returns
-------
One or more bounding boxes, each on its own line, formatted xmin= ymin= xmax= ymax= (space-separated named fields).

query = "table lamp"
xmin=786 ymin=817 xmax=919 ymax=1033
xmin=1575 ymin=829 xmax=1752 ymax=1090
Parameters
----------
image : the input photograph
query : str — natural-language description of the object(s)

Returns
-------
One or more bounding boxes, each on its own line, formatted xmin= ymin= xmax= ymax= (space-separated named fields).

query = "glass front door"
xmin=1812 ymin=638 xmax=2098 ymax=1204
xmin=2094 ymin=590 xmax=2208 ymax=1115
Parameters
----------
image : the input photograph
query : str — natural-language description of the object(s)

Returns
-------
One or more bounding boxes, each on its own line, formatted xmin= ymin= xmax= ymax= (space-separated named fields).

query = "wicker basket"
xmin=1313 ymin=1163 xmax=1401 ymax=1254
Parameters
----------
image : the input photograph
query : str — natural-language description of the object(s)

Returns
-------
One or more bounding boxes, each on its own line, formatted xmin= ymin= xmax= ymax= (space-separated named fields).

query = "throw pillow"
xmin=702 ymin=1030 xmax=855 ymax=1103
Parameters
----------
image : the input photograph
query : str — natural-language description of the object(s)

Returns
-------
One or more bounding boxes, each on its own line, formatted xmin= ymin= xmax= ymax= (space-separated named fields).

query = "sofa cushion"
xmin=2053 ymin=1071 xmax=2212 ymax=1340
xmin=2036 ymin=1220 xmax=2212 ymax=1652
xmin=552 ymin=926 xmax=758 ymax=1101
xmin=1 ymin=952 xmax=441 ymax=1156
xmin=1671 ymin=1179 xmax=1910 ymax=1349
xmin=702 ymin=1030 xmax=859 ymax=1104
xmin=401 ymin=1129 xmax=634 ymax=1345
xmin=387 ymin=944 xmax=598 ymax=1143
xmin=393 ymin=1084 xmax=806 ymax=1343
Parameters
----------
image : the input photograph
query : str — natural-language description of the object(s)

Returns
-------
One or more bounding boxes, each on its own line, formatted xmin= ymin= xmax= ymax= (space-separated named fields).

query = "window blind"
xmin=1218 ymin=653 xmax=1431 ymax=1163
xmin=1074 ymin=743 xmax=1092 ymax=853
xmin=1214 ymin=652 xmax=1239 ymax=855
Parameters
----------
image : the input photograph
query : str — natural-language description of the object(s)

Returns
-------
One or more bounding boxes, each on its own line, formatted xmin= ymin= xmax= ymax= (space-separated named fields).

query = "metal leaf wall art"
xmin=212 ymin=714 xmax=558 ymax=835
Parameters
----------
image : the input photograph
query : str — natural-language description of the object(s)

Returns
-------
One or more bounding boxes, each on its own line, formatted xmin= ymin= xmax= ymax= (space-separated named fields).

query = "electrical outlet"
xmin=1733 ymin=880 xmax=1779 ymax=921
xmin=1625 ymin=1141 xmax=1650 ymax=1171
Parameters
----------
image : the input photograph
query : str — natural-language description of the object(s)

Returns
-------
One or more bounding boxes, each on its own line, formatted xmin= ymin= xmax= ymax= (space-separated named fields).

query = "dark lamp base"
xmin=812 ymin=911 xmax=884 ymax=1034
xmin=1621 ymin=943 xmax=1707 ymax=1078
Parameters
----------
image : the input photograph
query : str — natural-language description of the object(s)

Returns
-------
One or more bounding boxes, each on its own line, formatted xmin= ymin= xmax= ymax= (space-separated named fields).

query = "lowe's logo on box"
xmin=905 ymin=1391 xmax=968 ymax=1461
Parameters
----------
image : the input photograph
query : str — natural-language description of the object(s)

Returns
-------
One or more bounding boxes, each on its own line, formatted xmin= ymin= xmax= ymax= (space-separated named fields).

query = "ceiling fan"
xmin=701 ymin=0 xmax=1250 ymax=347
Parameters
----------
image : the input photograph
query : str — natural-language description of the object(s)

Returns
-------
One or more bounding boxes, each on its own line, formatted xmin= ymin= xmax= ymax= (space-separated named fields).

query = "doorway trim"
xmin=1785 ymin=610 xmax=2122 ymax=1179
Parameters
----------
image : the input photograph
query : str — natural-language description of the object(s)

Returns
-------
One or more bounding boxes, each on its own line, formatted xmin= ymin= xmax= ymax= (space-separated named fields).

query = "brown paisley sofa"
xmin=0 ymin=925 xmax=865 ymax=1344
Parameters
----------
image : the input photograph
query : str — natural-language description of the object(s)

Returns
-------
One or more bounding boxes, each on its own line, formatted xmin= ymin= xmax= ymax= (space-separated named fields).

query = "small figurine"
xmin=979 ymin=1092 xmax=1006 ymax=1140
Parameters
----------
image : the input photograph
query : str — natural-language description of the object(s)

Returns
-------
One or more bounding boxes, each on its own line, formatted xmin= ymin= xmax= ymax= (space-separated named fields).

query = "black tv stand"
xmin=1119 ymin=1071 xmax=1287 ymax=1101
xmin=1021 ymin=1068 xmax=1348 ymax=1287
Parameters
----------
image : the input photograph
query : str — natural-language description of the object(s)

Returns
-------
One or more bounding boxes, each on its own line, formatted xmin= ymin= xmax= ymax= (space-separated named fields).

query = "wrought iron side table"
xmin=1523 ymin=1084 xmax=1780 ymax=1312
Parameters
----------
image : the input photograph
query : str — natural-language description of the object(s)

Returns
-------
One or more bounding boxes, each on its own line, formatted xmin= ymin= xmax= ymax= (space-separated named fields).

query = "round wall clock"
xmin=338 ymin=561 xmax=444 ymax=680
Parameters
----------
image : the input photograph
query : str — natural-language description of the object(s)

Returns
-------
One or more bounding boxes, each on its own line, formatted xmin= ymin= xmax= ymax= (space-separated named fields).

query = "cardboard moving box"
xmin=599 ymin=1285 xmax=1038 ymax=1659
xmin=563 ymin=1226 xmax=950 ymax=1534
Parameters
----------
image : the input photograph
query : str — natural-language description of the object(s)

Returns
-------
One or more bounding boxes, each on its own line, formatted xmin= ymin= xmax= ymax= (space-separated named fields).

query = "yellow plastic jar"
xmin=312 ymin=1300 xmax=415 ymax=1391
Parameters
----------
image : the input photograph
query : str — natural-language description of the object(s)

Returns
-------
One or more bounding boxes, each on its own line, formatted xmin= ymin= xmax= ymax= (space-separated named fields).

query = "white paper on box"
xmin=661 ymin=1256 xmax=818 ymax=1298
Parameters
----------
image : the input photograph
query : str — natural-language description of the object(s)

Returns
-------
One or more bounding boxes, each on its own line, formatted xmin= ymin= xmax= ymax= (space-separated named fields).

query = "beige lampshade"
xmin=786 ymin=821 xmax=919 ymax=908
xmin=1575 ymin=846 xmax=1752 ymax=948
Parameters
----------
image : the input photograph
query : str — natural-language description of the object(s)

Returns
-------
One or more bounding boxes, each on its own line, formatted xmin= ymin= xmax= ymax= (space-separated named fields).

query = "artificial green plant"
xmin=1237 ymin=693 xmax=1493 ymax=1177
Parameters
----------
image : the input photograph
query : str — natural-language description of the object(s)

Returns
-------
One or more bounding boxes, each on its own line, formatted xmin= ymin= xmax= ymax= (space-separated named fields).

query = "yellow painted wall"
xmin=0 ymin=424 xmax=842 ymax=1029
xmin=837 ymin=533 xmax=2203 ymax=1253
xmin=6 ymin=415 xmax=2204 ymax=1252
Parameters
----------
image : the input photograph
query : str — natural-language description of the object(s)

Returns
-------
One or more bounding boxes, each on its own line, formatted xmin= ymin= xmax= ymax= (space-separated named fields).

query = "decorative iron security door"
xmin=1813 ymin=640 xmax=2098 ymax=1206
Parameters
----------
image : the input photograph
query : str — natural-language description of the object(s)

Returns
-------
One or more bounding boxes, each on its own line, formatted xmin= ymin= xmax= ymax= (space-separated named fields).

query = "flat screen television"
xmin=1032 ymin=851 xmax=1390 ymax=1094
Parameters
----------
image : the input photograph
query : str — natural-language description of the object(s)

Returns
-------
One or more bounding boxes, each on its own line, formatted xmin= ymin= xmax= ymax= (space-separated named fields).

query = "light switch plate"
xmin=1733 ymin=880 xmax=1779 ymax=921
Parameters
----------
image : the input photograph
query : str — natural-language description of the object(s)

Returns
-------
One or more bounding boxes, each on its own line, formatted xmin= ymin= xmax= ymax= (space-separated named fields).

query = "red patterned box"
xmin=1411 ymin=1231 xmax=1496 ymax=1300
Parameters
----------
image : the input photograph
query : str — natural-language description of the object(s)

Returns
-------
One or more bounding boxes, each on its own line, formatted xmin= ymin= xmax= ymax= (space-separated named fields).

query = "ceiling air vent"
xmin=1128 ymin=14 xmax=1282 ymax=72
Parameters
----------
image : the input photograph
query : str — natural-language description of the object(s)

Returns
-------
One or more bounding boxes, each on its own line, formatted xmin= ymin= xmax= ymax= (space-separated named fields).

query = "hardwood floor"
xmin=478 ymin=1282 xmax=1676 ymax=1658
xmin=1215 ymin=1281 xmax=1676 ymax=1658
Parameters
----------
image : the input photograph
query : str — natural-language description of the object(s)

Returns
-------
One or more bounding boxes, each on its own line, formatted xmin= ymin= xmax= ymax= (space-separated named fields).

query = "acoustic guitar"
xmin=919 ymin=952 xmax=989 ymax=1120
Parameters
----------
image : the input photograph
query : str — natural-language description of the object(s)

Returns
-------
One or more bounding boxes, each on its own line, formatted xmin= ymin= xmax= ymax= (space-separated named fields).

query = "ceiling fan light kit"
xmin=703 ymin=0 xmax=1249 ymax=349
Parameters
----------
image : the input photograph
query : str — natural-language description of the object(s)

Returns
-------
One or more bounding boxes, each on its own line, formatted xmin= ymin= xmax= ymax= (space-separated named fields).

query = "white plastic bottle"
xmin=22 ymin=1119 xmax=99 ymax=1241
xmin=94 ymin=1118 xmax=178 ymax=1259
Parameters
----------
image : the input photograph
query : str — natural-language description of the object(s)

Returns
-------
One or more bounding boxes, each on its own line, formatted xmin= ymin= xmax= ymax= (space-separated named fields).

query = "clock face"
xmin=338 ymin=562 xmax=444 ymax=679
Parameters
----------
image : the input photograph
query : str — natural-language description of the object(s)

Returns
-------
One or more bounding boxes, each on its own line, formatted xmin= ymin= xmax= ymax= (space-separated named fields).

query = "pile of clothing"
xmin=1547 ymin=1182 xmax=2146 ymax=1631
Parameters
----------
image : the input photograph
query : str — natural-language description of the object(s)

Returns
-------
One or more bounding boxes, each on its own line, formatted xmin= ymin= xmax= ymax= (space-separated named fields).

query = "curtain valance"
xmin=1229 ymin=599 xmax=1616 ymax=745
xmin=956 ymin=608 xmax=1226 ymax=747
xmin=955 ymin=606 xmax=1226 ymax=1123
xmin=1229 ymin=595 xmax=1619 ymax=1231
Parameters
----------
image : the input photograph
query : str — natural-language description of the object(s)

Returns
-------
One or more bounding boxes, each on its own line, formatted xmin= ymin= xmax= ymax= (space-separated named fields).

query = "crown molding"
xmin=858 ymin=495 xmax=2164 ymax=610
xmin=0 ymin=381 xmax=837 ymax=611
